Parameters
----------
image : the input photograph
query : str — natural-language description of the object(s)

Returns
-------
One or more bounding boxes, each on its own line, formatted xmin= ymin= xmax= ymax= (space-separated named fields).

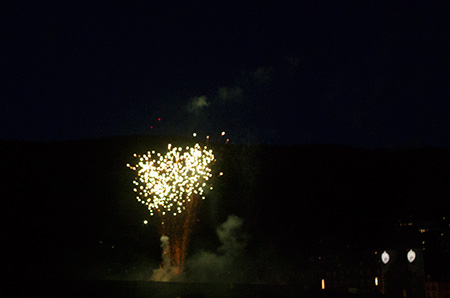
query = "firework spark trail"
xmin=127 ymin=141 xmax=216 ymax=273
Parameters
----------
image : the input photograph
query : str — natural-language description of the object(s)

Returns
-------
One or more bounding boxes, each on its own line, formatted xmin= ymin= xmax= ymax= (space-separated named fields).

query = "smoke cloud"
xmin=186 ymin=215 xmax=247 ymax=282
xmin=150 ymin=236 xmax=179 ymax=282
xmin=217 ymin=86 xmax=243 ymax=102
xmin=151 ymin=215 xmax=247 ymax=282
xmin=216 ymin=215 xmax=247 ymax=257
xmin=187 ymin=95 xmax=209 ymax=114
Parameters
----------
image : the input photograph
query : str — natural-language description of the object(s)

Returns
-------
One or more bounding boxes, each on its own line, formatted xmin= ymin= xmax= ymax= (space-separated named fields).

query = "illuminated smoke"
xmin=187 ymin=95 xmax=209 ymax=114
xmin=150 ymin=236 xmax=178 ymax=282
xmin=187 ymin=215 xmax=247 ymax=282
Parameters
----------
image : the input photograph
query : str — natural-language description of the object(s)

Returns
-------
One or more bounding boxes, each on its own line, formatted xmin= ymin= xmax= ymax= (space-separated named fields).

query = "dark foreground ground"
xmin=10 ymin=279 xmax=382 ymax=298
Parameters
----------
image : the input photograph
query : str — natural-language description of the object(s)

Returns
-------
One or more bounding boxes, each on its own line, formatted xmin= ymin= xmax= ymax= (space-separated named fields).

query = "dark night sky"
xmin=2 ymin=1 xmax=450 ymax=147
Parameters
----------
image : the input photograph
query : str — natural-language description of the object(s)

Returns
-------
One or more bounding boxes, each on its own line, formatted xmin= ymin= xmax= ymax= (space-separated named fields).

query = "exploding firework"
xmin=127 ymin=143 xmax=214 ymax=216
xmin=127 ymin=139 xmax=218 ymax=273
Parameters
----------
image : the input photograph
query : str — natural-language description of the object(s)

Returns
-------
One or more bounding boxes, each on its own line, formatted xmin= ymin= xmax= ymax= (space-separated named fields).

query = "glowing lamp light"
xmin=381 ymin=251 xmax=390 ymax=264
xmin=407 ymin=249 xmax=416 ymax=263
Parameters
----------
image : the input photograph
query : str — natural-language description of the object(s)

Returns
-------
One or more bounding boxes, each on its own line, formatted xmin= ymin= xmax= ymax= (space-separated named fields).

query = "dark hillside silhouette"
xmin=2 ymin=137 xmax=449 ymax=280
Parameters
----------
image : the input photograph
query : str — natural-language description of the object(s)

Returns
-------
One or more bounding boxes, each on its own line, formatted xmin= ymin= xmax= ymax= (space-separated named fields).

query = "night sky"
xmin=3 ymin=1 xmax=450 ymax=147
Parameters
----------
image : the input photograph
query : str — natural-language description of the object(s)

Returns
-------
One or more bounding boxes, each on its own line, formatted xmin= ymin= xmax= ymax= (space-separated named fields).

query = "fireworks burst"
xmin=127 ymin=134 xmax=225 ymax=275
xmin=127 ymin=143 xmax=215 ymax=217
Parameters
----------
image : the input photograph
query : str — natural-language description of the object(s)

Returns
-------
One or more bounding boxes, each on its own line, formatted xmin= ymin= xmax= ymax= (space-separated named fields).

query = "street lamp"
xmin=381 ymin=251 xmax=390 ymax=264
xmin=407 ymin=249 xmax=416 ymax=263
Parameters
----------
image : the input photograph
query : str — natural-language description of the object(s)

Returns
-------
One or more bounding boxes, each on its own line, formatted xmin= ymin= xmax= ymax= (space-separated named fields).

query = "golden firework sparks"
xmin=127 ymin=143 xmax=215 ymax=217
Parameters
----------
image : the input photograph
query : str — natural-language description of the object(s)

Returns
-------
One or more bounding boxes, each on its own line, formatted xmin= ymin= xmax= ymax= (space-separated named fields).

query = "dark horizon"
xmin=4 ymin=134 xmax=449 ymax=284
xmin=2 ymin=132 xmax=450 ymax=151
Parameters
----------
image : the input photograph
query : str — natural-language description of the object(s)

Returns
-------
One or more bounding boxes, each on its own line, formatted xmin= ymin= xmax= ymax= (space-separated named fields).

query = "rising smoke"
xmin=187 ymin=215 xmax=247 ymax=282
xmin=150 ymin=236 xmax=179 ymax=282
xmin=187 ymin=95 xmax=209 ymax=114
xmin=151 ymin=215 xmax=247 ymax=282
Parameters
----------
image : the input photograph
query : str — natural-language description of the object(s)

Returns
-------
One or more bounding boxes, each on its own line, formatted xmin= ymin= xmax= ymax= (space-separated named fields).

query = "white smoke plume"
xmin=216 ymin=215 xmax=247 ymax=257
xmin=150 ymin=216 xmax=247 ymax=282
xmin=187 ymin=95 xmax=209 ymax=114
xmin=186 ymin=215 xmax=247 ymax=282
xmin=150 ymin=236 xmax=179 ymax=282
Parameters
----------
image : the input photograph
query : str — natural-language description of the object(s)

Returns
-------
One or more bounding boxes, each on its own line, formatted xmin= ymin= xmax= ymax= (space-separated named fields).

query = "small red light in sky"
xmin=158 ymin=118 xmax=161 ymax=121
xmin=150 ymin=126 xmax=153 ymax=129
